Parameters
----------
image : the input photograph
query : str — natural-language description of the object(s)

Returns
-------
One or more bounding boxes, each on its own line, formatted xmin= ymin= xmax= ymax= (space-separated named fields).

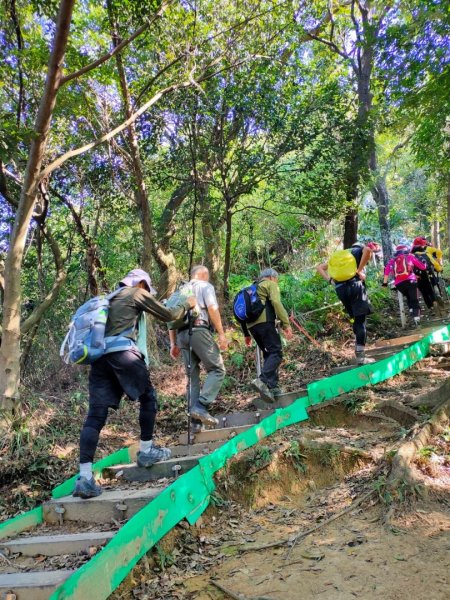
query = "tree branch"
xmin=59 ymin=1 xmax=170 ymax=86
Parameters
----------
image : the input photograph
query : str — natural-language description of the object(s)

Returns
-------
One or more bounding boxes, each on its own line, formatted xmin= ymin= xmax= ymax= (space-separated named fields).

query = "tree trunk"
xmin=432 ymin=219 xmax=440 ymax=249
xmin=0 ymin=0 xmax=75 ymax=411
xmin=343 ymin=208 xmax=359 ymax=248
xmin=109 ymin=5 xmax=153 ymax=274
xmin=223 ymin=206 xmax=233 ymax=300
xmin=370 ymin=147 xmax=393 ymax=263
xmin=447 ymin=178 xmax=450 ymax=261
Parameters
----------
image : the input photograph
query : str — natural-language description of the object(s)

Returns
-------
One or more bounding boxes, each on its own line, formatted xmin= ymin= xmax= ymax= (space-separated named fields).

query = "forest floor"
xmin=1 ymin=308 xmax=449 ymax=600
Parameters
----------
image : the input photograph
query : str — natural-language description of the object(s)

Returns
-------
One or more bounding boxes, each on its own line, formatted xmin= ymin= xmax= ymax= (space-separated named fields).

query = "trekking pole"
xmin=255 ymin=345 xmax=262 ymax=378
xmin=187 ymin=310 xmax=194 ymax=453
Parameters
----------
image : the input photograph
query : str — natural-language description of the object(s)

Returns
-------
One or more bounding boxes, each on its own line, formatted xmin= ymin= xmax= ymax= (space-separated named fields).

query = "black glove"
xmin=381 ymin=281 xmax=388 ymax=287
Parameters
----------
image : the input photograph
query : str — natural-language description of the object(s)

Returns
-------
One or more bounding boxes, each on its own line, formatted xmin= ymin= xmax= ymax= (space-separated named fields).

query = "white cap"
xmin=120 ymin=269 xmax=157 ymax=296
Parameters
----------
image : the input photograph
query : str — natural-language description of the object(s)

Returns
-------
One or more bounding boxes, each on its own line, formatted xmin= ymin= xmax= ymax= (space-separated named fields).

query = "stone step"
xmin=43 ymin=486 xmax=164 ymax=525
xmin=0 ymin=530 xmax=115 ymax=557
xmin=103 ymin=455 xmax=201 ymax=483
xmin=178 ymin=424 xmax=252 ymax=445
xmin=251 ymin=389 xmax=307 ymax=409
xmin=0 ymin=570 xmax=73 ymax=600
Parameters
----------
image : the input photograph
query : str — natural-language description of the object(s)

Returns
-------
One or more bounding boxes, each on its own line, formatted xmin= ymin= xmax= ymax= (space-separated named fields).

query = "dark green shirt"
xmin=106 ymin=287 xmax=189 ymax=338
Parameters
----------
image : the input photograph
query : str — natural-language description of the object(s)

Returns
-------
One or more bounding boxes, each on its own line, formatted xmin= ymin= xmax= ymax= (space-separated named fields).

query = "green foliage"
xmin=285 ymin=440 xmax=307 ymax=474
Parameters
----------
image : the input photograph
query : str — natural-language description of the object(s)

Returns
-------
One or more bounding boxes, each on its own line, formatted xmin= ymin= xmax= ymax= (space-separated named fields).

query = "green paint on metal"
xmin=0 ymin=506 xmax=43 ymax=541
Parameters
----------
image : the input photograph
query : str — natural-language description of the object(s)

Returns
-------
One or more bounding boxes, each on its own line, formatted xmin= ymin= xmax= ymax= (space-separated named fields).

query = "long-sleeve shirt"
xmin=240 ymin=279 xmax=290 ymax=336
xmin=106 ymin=287 xmax=189 ymax=338
xmin=384 ymin=254 xmax=426 ymax=286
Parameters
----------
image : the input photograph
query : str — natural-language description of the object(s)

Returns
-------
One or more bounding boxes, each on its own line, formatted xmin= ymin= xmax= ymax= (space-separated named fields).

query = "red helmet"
xmin=413 ymin=237 xmax=429 ymax=247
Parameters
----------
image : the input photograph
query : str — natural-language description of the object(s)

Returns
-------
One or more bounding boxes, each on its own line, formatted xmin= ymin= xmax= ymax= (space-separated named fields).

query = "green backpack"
xmin=166 ymin=282 xmax=200 ymax=330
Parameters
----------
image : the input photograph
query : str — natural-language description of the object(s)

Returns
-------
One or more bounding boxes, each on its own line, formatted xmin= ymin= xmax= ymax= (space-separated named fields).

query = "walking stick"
xmin=187 ymin=310 xmax=193 ymax=452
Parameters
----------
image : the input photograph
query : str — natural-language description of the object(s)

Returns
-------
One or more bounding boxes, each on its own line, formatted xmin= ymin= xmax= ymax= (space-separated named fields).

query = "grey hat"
xmin=120 ymin=268 xmax=157 ymax=296
xmin=260 ymin=268 xmax=279 ymax=278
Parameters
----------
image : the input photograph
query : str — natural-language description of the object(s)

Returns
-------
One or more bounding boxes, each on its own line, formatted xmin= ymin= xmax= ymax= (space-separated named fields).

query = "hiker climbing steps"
xmin=1 ymin=320 xmax=450 ymax=599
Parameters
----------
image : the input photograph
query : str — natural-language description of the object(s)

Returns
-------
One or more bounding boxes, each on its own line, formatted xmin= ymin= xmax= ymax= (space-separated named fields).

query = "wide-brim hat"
xmin=120 ymin=269 xmax=157 ymax=296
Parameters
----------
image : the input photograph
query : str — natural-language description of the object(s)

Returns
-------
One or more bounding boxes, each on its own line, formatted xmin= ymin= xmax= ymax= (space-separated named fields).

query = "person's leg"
xmin=347 ymin=281 xmax=372 ymax=364
xmin=74 ymin=357 xmax=122 ymax=498
xmin=190 ymin=329 xmax=225 ymax=406
xmin=178 ymin=330 xmax=201 ymax=408
xmin=258 ymin=322 xmax=282 ymax=389
xmin=417 ymin=275 xmax=435 ymax=308
xmin=108 ymin=349 xmax=172 ymax=466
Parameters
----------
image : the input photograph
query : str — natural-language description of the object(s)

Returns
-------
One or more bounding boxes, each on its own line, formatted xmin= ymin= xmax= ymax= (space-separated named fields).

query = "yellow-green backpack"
xmin=328 ymin=249 xmax=357 ymax=282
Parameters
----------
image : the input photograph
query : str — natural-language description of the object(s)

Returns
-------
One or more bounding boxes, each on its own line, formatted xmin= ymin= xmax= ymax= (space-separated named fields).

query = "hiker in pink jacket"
xmin=383 ymin=244 xmax=427 ymax=326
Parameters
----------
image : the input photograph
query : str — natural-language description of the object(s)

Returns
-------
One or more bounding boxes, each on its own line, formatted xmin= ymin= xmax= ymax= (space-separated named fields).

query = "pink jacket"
xmin=384 ymin=253 xmax=426 ymax=286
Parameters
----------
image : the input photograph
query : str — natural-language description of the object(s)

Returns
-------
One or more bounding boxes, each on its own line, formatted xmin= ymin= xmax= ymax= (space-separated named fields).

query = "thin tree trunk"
xmin=432 ymin=219 xmax=440 ymax=249
xmin=447 ymin=178 xmax=450 ymax=261
xmin=0 ymin=0 xmax=75 ymax=411
xmin=370 ymin=146 xmax=393 ymax=262
xmin=223 ymin=205 xmax=233 ymax=300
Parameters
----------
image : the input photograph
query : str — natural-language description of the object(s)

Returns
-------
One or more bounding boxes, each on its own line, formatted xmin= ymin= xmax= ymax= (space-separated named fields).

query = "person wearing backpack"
xmin=168 ymin=265 xmax=227 ymax=430
xmin=73 ymin=269 xmax=196 ymax=499
xmin=410 ymin=237 xmax=441 ymax=313
xmin=383 ymin=244 xmax=427 ymax=326
xmin=316 ymin=242 xmax=374 ymax=365
xmin=237 ymin=268 xmax=293 ymax=403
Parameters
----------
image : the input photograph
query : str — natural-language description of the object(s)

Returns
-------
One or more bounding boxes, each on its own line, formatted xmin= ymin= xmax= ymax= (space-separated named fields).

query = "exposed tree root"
xmin=383 ymin=397 xmax=450 ymax=526
xmin=404 ymin=376 xmax=450 ymax=409
xmin=209 ymin=579 xmax=274 ymax=600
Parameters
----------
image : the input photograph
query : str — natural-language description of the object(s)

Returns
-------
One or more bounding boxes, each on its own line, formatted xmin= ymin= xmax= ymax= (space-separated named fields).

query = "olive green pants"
xmin=177 ymin=327 xmax=225 ymax=406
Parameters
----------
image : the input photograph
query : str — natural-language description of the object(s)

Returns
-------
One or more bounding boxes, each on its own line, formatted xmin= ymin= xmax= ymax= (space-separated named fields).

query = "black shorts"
xmin=335 ymin=279 xmax=372 ymax=318
xmin=88 ymin=349 xmax=155 ymax=409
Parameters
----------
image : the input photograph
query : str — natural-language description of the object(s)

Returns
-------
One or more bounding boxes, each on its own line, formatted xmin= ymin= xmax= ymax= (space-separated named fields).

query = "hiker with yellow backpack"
xmin=316 ymin=242 xmax=375 ymax=365
xmin=411 ymin=236 xmax=446 ymax=313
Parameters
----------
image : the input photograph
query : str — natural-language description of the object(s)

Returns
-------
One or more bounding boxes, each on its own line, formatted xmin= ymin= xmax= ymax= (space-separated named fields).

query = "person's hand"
xmin=218 ymin=333 xmax=228 ymax=351
xmin=356 ymin=270 xmax=366 ymax=282
xmin=381 ymin=281 xmax=388 ymax=287
xmin=245 ymin=336 xmax=252 ymax=348
xmin=170 ymin=344 xmax=180 ymax=360
xmin=283 ymin=326 xmax=294 ymax=340
xmin=186 ymin=296 xmax=197 ymax=309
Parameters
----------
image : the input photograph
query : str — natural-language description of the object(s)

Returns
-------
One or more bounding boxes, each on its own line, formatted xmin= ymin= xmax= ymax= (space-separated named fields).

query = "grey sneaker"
xmin=190 ymin=402 xmax=219 ymax=427
xmin=137 ymin=444 xmax=171 ymax=468
xmin=73 ymin=476 xmax=102 ymax=499
xmin=355 ymin=351 xmax=375 ymax=366
xmin=251 ymin=378 xmax=274 ymax=403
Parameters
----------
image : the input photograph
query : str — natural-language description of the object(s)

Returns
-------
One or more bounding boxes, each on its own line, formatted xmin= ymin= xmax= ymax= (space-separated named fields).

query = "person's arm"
xmin=316 ymin=262 xmax=332 ymax=283
xmin=382 ymin=260 xmax=393 ymax=285
xmin=134 ymin=289 xmax=195 ymax=322
xmin=266 ymin=282 xmax=292 ymax=338
xmin=356 ymin=247 xmax=373 ymax=280
xmin=207 ymin=306 xmax=228 ymax=350
xmin=168 ymin=329 xmax=180 ymax=359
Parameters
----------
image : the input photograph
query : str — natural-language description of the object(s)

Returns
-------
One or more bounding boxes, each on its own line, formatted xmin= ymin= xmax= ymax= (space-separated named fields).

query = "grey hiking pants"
xmin=177 ymin=327 xmax=225 ymax=407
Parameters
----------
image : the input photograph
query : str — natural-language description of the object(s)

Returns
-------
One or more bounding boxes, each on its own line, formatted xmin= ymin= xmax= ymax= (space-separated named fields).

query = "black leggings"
xmin=417 ymin=272 xmax=436 ymax=309
xmin=353 ymin=315 xmax=367 ymax=347
xmin=396 ymin=280 xmax=420 ymax=317
xmin=79 ymin=391 xmax=157 ymax=464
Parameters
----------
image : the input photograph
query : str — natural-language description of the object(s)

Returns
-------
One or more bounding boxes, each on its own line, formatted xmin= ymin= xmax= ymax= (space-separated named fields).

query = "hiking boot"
xmin=270 ymin=386 xmax=283 ymax=397
xmin=251 ymin=378 xmax=274 ymax=403
xmin=73 ymin=476 xmax=102 ymax=499
xmin=190 ymin=402 xmax=219 ymax=427
xmin=137 ymin=444 xmax=171 ymax=467
xmin=413 ymin=316 xmax=421 ymax=328
xmin=355 ymin=351 xmax=375 ymax=366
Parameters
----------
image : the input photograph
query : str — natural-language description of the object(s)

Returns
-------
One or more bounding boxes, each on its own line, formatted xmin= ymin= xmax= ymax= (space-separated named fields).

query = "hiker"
xmin=239 ymin=268 xmax=293 ymax=403
xmin=168 ymin=265 xmax=227 ymax=430
xmin=411 ymin=236 xmax=443 ymax=313
xmin=73 ymin=269 xmax=196 ymax=499
xmin=316 ymin=242 xmax=374 ymax=365
xmin=382 ymin=244 xmax=427 ymax=326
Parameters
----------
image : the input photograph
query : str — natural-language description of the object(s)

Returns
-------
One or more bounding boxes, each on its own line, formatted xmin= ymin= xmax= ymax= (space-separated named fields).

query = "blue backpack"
xmin=60 ymin=288 xmax=134 ymax=365
xmin=233 ymin=283 xmax=265 ymax=324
